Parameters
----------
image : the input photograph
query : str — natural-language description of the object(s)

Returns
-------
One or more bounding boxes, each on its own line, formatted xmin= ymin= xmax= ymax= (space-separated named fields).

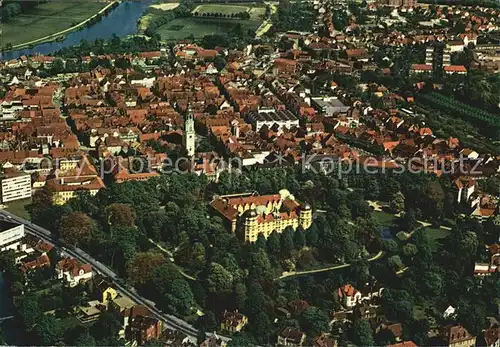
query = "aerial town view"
xmin=0 ymin=0 xmax=499 ymax=345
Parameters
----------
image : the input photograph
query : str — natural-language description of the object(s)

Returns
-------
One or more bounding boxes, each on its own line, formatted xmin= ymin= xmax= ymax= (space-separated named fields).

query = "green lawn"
xmin=1 ymin=1 xmax=107 ymax=47
xmin=372 ymin=210 xmax=398 ymax=227
xmin=424 ymin=227 xmax=450 ymax=251
xmin=155 ymin=17 xmax=261 ymax=40
xmin=4 ymin=198 xmax=31 ymax=220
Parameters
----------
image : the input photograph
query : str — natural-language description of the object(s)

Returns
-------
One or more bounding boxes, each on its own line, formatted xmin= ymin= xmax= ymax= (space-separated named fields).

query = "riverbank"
xmin=0 ymin=0 xmax=153 ymax=60
xmin=2 ymin=0 xmax=120 ymax=52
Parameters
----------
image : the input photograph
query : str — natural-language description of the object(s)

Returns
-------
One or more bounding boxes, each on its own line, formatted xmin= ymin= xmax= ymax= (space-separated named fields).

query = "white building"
xmin=1 ymin=171 xmax=32 ymax=204
xmin=0 ymin=221 xmax=25 ymax=252
xmin=248 ymin=109 xmax=299 ymax=131
xmin=311 ymin=97 xmax=350 ymax=116
xmin=337 ymin=284 xmax=362 ymax=308
xmin=56 ymin=258 xmax=93 ymax=287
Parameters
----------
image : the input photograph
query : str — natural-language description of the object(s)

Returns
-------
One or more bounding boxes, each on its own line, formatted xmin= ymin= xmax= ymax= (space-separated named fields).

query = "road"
xmin=0 ymin=210 xmax=230 ymax=344
xmin=147 ymin=238 xmax=197 ymax=281
xmin=277 ymin=250 xmax=385 ymax=280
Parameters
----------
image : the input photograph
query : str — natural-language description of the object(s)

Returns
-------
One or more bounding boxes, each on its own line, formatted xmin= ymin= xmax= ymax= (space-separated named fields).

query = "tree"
xmin=281 ymin=227 xmax=295 ymax=254
xmin=389 ymin=192 xmax=405 ymax=213
xmin=58 ymin=212 xmax=93 ymax=246
xmin=168 ymin=279 xmax=195 ymax=314
xmin=234 ymin=282 xmax=247 ymax=311
xmin=305 ymin=224 xmax=319 ymax=247
xmin=375 ymin=327 xmax=396 ymax=346
xmin=401 ymin=209 xmax=419 ymax=231
xmin=352 ymin=319 xmax=374 ymax=346
xmin=91 ymin=312 xmax=121 ymax=343
xmin=255 ymin=233 xmax=267 ymax=250
xmin=106 ymin=203 xmax=136 ymax=227
xmin=383 ymin=289 xmax=414 ymax=323
xmin=293 ymin=227 xmax=306 ymax=249
xmin=421 ymin=271 xmax=443 ymax=296
xmin=299 ymin=307 xmax=329 ymax=337
xmin=19 ymin=294 xmax=42 ymax=329
xmin=267 ymin=231 xmax=281 ymax=254
xmin=388 ymin=255 xmax=404 ymax=272
xmin=74 ymin=333 xmax=96 ymax=346
xmin=207 ymin=263 xmax=233 ymax=294
xmin=111 ymin=226 xmax=139 ymax=270
xmin=245 ymin=282 xmax=266 ymax=316
xmin=402 ymin=243 xmax=418 ymax=258
xmin=249 ymin=312 xmax=271 ymax=344
xmin=423 ymin=181 xmax=445 ymax=220
xmin=127 ymin=252 xmax=165 ymax=287
xmin=34 ymin=314 xmax=62 ymax=345
xmin=457 ymin=302 xmax=487 ymax=336
xmin=199 ymin=310 xmax=218 ymax=331
xmin=228 ymin=334 xmax=256 ymax=346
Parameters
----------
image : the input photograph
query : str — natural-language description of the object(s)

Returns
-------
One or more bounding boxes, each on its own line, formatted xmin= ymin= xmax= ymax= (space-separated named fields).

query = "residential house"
xmin=453 ymin=177 xmax=476 ymax=204
xmin=314 ymin=333 xmax=338 ymax=347
xmin=55 ymin=258 xmax=93 ymax=287
xmin=337 ymin=284 xmax=362 ymax=308
xmin=220 ymin=310 xmax=248 ymax=333
xmin=200 ymin=335 xmax=227 ymax=347
xmin=474 ymin=244 xmax=499 ymax=276
xmin=388 ymin=342 xmax=419 ymax=347
xmin=277 ymin=327 xmax=306 ymax=347
xmin=440 ymin=325 xmax=476 ymax=347
xmin=444 ymin=65 xmax=467 ymax=75
xmin=93 ymin=276 xmax=118 ymax=304
xmin=477 ymin=318 xmax=499 ymax=347
xmin=288 ymin=300 xmax=310 ymax=315
xmin=126 ymin=315 xmax=162 ymax=346
xmin=76 ymin=300 xmax=105 ymax=323
xmin=410 ymin=64 xmax=433 ymax=74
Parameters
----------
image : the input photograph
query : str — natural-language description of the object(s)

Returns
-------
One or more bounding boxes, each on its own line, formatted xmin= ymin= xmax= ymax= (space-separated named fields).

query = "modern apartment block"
xmin=1 ymin=170 xmax=32 ymax=204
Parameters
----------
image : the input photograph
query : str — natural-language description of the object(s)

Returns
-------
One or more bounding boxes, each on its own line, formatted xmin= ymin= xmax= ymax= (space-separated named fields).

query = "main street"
xmin=0 ymin=209 xmax=230 ymax=344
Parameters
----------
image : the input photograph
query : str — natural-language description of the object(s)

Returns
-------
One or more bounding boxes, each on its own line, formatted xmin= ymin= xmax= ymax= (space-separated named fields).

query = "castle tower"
xmin=298 ymin=203 xmax=312 ymax=230
xmin=242 ymin=209 xmax=259 ymax=243
xmin=184 ymin=106 xmax=195 ymax=157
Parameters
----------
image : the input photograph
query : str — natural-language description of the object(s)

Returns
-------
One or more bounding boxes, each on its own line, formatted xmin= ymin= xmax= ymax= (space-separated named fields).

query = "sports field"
xmin=1 ymin=1 xmax=108 ymax=47
xmin=155 ymin=17 xmax=261 ymax=40
xmin=154 ymin=3 xmax=265 ymax=40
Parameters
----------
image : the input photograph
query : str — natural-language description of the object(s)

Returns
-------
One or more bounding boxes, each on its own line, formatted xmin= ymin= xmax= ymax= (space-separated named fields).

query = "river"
xmin=0 ymin=0 xmax=153 ymax=61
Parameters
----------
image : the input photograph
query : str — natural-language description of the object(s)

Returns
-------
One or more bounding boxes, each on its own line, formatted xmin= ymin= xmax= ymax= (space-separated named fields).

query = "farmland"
xmin=1 ymin=1 xmax=109 ymax=47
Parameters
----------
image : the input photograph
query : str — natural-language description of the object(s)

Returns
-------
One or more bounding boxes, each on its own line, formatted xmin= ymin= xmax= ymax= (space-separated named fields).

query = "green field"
xmin=4 ymin=198 xmax=31 ymax=220
xmin=156 ymin=16 xmax=262 ymax=40
xmin=424 ymin=226 xmax=450 ymax=251
xmin=1 ymin=1 xmax=107 ymax=47
xmin=193 ymin=4 xmax=250 ymax=15
xmin=148 ymin=3 xmax=265 ymax=40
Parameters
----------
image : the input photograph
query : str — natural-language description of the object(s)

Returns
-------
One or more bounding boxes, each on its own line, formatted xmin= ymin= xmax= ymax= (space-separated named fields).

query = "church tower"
xmin=184 ymin=106 xmax=195 ymax=156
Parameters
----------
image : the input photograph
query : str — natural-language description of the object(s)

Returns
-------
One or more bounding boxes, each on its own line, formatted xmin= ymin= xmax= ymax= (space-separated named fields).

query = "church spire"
xmin=183 ymin=105 xmax=195 ymax=157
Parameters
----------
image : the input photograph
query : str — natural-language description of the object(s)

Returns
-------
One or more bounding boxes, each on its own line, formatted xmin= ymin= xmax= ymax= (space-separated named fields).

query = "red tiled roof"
xmin=444 ymin=65 xmax=467 ymax=72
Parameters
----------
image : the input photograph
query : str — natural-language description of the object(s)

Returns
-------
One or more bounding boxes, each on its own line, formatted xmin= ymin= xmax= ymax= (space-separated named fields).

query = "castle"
xmin=210 ymin=190 xmax=312 ymax=242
